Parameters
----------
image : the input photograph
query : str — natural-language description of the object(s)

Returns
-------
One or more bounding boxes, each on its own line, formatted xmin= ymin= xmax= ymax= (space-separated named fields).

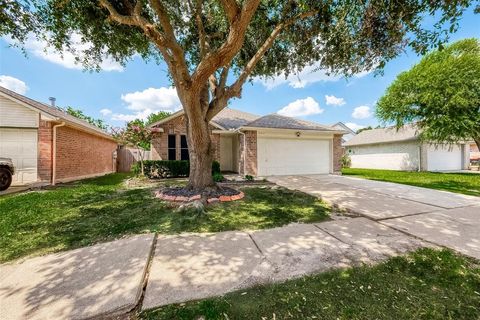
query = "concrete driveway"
xmin=269 ymin=175 xmax=480 ymax=259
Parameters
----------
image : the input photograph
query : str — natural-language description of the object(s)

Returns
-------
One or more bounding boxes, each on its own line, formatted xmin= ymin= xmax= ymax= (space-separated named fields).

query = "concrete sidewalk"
xmin=0 ymin=218 xmax=427 ymax=319
xmin=0 ymin=234 xmax=155 ymax=320
xmin=142 ymin=218 xmax=426 ymax=310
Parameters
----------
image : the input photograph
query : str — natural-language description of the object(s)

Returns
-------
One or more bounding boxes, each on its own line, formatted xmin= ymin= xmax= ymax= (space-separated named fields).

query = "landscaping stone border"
xmin=155 ymin=190 xmax=244 ymax=203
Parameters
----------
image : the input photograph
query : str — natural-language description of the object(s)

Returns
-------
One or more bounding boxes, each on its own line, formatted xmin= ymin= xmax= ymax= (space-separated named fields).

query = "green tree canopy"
xmin=376 ymin=38 xmax=480 ymax=149
xmin=64 ymin=106 xmax=109 ymax=130
xmin=146 ymin=111 xmax=170 ymax=126
xmin=4 ymin=0 xmax=477 ymax=190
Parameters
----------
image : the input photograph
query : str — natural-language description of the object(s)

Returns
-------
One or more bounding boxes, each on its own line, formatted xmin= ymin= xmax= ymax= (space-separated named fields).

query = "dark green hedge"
xmin=132 ymin=160 xmax=221 ymax=178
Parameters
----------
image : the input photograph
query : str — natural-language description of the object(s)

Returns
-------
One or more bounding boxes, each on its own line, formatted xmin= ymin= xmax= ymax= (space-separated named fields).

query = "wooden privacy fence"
xmin=117 ymin=147 xmax=151 ymax=173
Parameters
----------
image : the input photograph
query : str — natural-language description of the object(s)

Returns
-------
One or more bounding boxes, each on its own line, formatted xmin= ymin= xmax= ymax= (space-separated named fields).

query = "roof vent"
xmin=49 ymin=97 xmax=56 ymax=107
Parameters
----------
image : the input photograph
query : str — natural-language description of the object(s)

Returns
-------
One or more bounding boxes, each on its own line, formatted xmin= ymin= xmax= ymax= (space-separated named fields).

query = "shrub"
xmin=132 ymin=160 xmax=222 ymax=179
xmin=341 ymin=154 xmax=352 ymax=168
xmin=213 ymin=173 xmax=225 ymax=182
xmin=212 ymin=160 xmax=221 ymax=174
xmin=244 ymin=175 xmax=254 ymax=181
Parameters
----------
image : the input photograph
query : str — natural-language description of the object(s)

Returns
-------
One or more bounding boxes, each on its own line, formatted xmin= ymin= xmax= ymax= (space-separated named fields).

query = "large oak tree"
xmin=5 ymin=0 xmax=477 ymax=190
xmin=376 ymin=38 xmax=480 ymax=150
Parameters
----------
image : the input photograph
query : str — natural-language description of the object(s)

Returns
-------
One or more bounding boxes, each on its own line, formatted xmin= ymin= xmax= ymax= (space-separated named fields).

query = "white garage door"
xmin=257 ymin=137 xmax=330 ymax=176
xmin=0 ymin=128 xmax=38 ymax=185
xmin=427 ymin=145 xmax=462 ymax=171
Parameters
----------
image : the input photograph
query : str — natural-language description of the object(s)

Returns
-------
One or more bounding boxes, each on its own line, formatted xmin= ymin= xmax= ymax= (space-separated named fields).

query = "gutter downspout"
xmin=52 ymin=122 xmax=65 ymax=185
xmin=418 ymin=145 xmax=422 ymax=172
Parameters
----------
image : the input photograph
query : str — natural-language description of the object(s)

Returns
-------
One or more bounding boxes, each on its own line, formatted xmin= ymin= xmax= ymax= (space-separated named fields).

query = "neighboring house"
xmin=0 ymin=86 xmax=117 ymax=186
xmin=149 ymin=108 xmax=346 ymax=176
xmin=344 ymin=124 xmax=470 ymax=171
xmin=332 ymin=122 xmax=356 ymax=144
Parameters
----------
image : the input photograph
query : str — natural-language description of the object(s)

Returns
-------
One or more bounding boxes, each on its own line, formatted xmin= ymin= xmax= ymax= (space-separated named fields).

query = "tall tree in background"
xmin=6 ymin=0 xmax=477 ymax=190
xmin=146 ymin=111 xmax=170 ymax=126
xmin=64 ymin=106 xmax=109 ymax=130
xmin=376 ymin=38 xmax=480 ymax=150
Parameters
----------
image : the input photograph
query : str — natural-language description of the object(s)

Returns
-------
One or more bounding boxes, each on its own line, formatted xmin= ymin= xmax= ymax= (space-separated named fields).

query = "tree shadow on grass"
xmin=1 ymin=181 xmax=330 ymax=262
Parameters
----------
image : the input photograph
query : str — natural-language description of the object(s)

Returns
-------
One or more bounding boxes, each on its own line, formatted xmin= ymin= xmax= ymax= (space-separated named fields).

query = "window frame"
xmin=168 ymin=134 xmax=176 ymax=160
xmin=180 ymin=135 xmax=189 ymax=161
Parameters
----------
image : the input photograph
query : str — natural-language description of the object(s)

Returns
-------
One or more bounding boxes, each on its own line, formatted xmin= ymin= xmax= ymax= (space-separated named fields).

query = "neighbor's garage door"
xmin=0 ymin=128 xmax=38 ymax=185
xmin=427 ymin=144 xmax=462 ymax=171
xmin=257 ymin=137 xmax=330 ymax=176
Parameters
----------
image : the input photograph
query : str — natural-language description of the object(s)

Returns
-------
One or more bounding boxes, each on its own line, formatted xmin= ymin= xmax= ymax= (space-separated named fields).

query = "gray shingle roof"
xmin=149 ymin=107 xmax=343 ymax=133
xmin=212 ymin=108 xmax=259 ymax=130
xmin=0 ymin=86 xmax=113 ymax=139
xmin=244 ymin=113 xmax=339 ymax=132
xmin=343 ymin=124 xmax=420 ymax=146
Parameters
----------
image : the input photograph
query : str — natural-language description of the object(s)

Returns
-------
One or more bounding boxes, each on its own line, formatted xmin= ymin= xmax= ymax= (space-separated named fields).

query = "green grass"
xmin=141 ymin=248 xmax=480 ymax=320
xmin=342 ymin=168 xmax=480 ymax=196
xmin=0 ymin=173 xmax=329 ymax=262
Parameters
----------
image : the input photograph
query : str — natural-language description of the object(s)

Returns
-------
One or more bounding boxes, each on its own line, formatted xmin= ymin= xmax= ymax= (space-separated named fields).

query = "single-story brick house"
xmin=0 ymin=86 xmax=117 ymax=186
xmin=149 ymin=108 xmax=345 ymax=176
xmin=344 ymin=125 xmax=470 ymax=171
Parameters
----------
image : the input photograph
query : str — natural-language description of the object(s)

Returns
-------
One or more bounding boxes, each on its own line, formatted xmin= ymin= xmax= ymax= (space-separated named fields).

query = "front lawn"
xmin=342 ymin=168 xmax=480 ymax=196
xmin=0 ymin=173 xmax=329 ymax=262
xmin=142 ymin=248 xmax=480 ymax=320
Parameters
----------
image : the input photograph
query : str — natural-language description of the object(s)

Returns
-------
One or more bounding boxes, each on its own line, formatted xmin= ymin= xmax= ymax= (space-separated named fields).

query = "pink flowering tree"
xmin=112 ymin=123 xmax=161 ymax=176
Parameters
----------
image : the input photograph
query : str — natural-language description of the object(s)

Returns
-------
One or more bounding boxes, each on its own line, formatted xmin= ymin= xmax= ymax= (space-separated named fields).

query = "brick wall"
xmin=55 ymin=126 xmax=117 ymax=181
xmin=244 ymin=131 xmax=257 ymax=176
xmin=211 ymin=133 xmax=220 ymax=162
xmin=38 ymin=120 xmax=53 ymax=182
xmin=151 ymin=115 xmax=220 ymax=162
xmin=332 ymin=134 xmax=343 ymax=173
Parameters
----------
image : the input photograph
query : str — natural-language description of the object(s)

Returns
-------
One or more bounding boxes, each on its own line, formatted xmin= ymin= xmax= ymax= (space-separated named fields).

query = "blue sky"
xmin=0 ymin=7 xmax=478 ymax=132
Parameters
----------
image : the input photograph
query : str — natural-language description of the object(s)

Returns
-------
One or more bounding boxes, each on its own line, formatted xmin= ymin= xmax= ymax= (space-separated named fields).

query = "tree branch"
xmin=148 ymin=0 xmax=191 ymax=86
xmin=195 ymin=0 xmax=208 ymax=58
xmin=191 ymin=0 xmax=261 ymax=93
xmin=99 ymin=0 xmax=138 ymax=25
xmin=219 ymin=64 xmax=230 ymax=90
xmin=226 ymin=10 xmax=318 ymax=99
xmin=219 ymin=0 xmax=240 ymax=24
xmin=134 ymin=0 xmax=143 ymax=17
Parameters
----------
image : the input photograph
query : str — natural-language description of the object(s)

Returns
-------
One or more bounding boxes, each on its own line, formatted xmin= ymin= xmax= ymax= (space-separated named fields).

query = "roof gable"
xmin=332 ymin=122 xmax=356 ymax=135
xmin=149 ymin=107 xmax=344 ymax=133
xmin=0 ymin=86 xmax=113 ymax=140
xmin=149 ymin=107 xmax=259 ymax=130
xmin=243 ymin=113 xmax=339 ymax=132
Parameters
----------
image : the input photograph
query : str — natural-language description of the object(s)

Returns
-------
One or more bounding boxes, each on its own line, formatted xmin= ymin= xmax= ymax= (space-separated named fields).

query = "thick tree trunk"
xmin=184 ymin=102 xmax=216 ymax=191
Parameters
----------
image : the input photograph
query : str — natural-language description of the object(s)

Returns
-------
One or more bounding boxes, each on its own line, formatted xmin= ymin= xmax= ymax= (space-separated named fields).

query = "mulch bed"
xmin=155 ymin=186 xmax=244 ymax=203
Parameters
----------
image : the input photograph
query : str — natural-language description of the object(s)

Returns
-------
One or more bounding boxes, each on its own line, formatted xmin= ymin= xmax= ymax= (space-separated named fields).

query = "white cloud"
xmin=325 ymin=95 xmax=345 ymax=106
xmin=255 ymin=62 xmax=372 ymax=90
xmin=0 ymin=75 xmax=28 ymax=94
xmin=100 ymin=108 xmax=112 ymax=116
xmin=111 ymin=87 xmax=182 ymax=121
xmin=121 ymin=87 xmax=181 ymax=112
xmin=5 ymin=34 xmax=123 ymax=71
xmin=352 ymin=106 xmax=372 ymax=119
xmin=277 ymin=97 xmax=323 ymax=117
xmin=112 ymin=109 xmax=154 ymax=122
xmin=345 ymin=122 xmax=366 ymax=132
